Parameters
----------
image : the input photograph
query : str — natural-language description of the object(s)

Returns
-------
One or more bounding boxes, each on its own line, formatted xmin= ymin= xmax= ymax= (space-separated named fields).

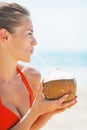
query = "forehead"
xmin=14 ymin=16 xmax=33 ymax=34
xmin=21 ymin=16 xmax=33 ymax=30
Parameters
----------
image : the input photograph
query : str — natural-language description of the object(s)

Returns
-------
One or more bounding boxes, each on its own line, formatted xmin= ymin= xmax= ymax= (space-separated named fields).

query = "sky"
xmin=0 ymin=0 xmax=87 ymax=52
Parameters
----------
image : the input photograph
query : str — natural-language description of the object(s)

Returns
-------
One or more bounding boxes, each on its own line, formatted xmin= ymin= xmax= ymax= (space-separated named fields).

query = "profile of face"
xmin=6 ymin=16 xmax=37 ymax=62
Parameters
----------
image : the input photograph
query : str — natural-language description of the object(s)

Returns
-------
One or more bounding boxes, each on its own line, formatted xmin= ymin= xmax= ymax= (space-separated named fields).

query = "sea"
xmin=20 ymin=50 xmax=87 ymax=90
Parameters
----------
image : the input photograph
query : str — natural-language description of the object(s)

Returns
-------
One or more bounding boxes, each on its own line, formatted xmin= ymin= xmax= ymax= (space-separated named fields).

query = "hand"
xmin=47 ymin=95 xmax=77 ymax=115
xmin=31 ymin=83 xmax=77 ymax=116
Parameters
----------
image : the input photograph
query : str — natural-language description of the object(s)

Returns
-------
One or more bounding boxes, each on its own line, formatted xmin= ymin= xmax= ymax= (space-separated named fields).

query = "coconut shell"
xmin=43 ymin=69 xmax=77 ymax=101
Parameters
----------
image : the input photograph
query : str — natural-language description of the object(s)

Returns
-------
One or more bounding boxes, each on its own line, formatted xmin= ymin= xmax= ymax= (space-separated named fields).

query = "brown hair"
xmin=0 ymin=2 xmax=30 ymax=33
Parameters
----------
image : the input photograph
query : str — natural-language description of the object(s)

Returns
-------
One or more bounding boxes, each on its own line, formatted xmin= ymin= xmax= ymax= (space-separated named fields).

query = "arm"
xmin=10 ymin=108 xmax=39 ymax=130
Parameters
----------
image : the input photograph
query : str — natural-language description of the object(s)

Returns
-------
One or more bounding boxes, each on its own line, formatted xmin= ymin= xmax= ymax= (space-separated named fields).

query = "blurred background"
xmin=2 ymin=0 xmax=86 ymax=88
xmin=1 ymin=0 xmax=87 ymax=129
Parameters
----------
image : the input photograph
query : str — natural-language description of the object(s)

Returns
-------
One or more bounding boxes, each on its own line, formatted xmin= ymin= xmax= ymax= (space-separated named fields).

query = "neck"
xmin=0 ymin=52 xmax=18 ymax=82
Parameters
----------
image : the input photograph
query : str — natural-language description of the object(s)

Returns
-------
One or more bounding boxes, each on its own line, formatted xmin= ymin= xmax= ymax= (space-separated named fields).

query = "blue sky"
xmin=1 ymin=0 xmax=87 ymax=52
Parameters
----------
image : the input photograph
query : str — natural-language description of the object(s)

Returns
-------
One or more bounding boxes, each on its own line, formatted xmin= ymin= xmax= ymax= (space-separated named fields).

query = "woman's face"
xmin=7 ymin=16 xmax=37 ymax=62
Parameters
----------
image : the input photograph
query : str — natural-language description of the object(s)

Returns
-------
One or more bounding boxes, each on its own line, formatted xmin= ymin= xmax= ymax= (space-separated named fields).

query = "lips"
xmin=30 ymin=49 xmax=34 ymax=54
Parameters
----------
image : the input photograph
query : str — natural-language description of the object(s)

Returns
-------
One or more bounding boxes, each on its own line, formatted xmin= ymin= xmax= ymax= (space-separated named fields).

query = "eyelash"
xmin=28 ymin=33 xmax=32 ymax=35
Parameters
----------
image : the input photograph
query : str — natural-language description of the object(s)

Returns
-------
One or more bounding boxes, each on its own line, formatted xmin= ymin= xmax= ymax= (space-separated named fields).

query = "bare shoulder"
xmin=18 ymin=64 xmax=41 ymax=79
xmin=18 ymin=64 xmax=41 ymax=93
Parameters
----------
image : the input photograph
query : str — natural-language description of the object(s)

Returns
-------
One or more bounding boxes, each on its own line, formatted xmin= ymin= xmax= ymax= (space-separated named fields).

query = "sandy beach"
xmin=41 ymin=87 xmax=87 ymax=130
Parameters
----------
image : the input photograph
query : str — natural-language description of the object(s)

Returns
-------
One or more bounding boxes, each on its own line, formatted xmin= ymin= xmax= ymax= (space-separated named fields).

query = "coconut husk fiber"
xmin=43 ymin=69 xmax=77 ymax=101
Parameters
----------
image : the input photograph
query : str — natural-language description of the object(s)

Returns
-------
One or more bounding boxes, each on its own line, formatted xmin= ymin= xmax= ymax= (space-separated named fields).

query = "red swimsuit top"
xmin=0 ymin=67 xmax=34 ymax=130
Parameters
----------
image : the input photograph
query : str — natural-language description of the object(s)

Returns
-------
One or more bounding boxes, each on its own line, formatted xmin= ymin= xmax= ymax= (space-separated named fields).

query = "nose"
xmin=31 ymin=37 xmax=38 ymax=45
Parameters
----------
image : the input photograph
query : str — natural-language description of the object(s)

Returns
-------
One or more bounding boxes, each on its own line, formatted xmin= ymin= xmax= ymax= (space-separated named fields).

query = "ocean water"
xmin=20 ymin=51 xmax=87 ymax=89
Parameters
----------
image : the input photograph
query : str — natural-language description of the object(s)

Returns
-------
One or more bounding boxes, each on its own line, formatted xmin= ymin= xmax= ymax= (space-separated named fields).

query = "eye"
xmin=28 ymin=32 xmax=32 ymax=35
xmin=27 ymin=30 xmax=33 ymax=36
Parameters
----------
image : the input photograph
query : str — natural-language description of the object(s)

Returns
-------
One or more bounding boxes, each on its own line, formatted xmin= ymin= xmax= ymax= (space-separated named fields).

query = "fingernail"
xmin=65 ymin=94 xmax=69 ymax=98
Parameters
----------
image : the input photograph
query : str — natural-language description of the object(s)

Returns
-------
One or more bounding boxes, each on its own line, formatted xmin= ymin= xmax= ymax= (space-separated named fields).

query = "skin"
xmin=0 ymin=16 xmax=77 ymax=130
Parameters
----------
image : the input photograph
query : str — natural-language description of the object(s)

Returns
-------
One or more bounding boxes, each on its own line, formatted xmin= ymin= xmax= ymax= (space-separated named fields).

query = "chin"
xmin=25 ymin=58 xmax=31 ymax=62
xmin=20 ymin=57 xmax=31 ymax=63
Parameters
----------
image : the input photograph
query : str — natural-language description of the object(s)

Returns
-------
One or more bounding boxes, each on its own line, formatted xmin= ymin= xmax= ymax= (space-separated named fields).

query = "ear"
xmin=0 ymin=29 xmax=8 ymax=41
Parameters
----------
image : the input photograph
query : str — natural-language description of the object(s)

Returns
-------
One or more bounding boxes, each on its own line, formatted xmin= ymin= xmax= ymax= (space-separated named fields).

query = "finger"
xmin=74 ymin=95 xmax=78 ymax=100
xmin=56 ymin=94 xmax=69 ymax=104
xmin=67 ymin=100 xmax=77 ymax=108
xmin=62 ymin=99 xmax=77 ymax=108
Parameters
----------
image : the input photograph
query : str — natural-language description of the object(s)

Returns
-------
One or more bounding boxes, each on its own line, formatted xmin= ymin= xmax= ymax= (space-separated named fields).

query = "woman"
xmin=0 ymin=2 xmax=77 ymax=130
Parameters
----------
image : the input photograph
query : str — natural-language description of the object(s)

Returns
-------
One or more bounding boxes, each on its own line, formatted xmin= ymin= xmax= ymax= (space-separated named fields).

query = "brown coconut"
xmin=43 ymin=69 xmax=77 ymax=102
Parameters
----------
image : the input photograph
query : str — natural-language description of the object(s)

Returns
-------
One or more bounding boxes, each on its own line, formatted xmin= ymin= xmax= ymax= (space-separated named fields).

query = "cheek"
xmin=9 ymin=41 xmax=24 ymax=57
xmin=11 ymin=36 xmax=31 ymax=55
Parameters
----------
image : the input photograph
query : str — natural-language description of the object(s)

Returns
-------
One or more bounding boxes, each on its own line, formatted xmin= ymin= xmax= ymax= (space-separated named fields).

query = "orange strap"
xmin=17 ymin=67 xmax=34 ymax=107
